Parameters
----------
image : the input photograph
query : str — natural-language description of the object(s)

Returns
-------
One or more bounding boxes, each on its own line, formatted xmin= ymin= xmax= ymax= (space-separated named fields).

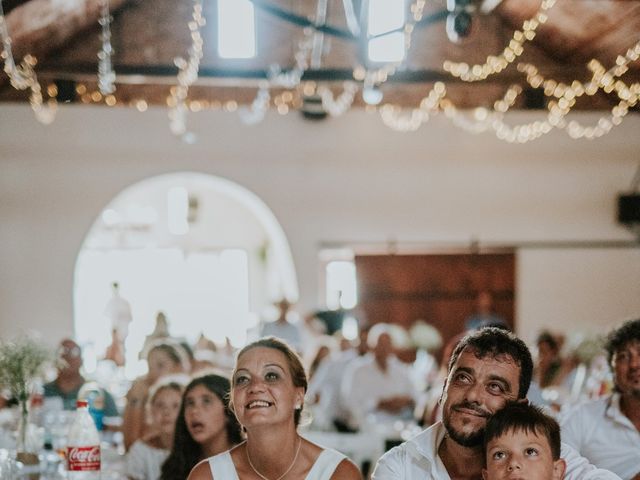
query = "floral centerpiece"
xmin=0 ymin=336 xmax=51 ymax=454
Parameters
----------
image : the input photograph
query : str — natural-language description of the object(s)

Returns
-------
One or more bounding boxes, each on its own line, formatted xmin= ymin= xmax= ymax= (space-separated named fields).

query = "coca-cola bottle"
xmin=66 ymin=400 xmax=101 ymax=479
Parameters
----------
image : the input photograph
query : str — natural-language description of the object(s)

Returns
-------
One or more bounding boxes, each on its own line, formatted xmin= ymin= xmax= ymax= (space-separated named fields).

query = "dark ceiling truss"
xmin=38 ymin=64 xmax=526 ymax=85
xmin=248 ymin=0 xmax=449 ymax=41
xmin=1 ymin=0 xmax=639 ymax=117
xmin=30 ymin=0 xmax=483 ymax=87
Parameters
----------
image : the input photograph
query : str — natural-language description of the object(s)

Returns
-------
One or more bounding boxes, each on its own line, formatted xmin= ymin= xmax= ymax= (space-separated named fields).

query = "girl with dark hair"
xmin=160 ymin=373 xmax=242 ymax=480
xmin=187 ymin=337 xmax=361 ymax=480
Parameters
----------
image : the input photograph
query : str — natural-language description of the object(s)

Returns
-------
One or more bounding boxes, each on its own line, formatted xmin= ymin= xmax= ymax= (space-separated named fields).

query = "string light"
xmin=319 ymin=82 xmax=358 ymax=117
xmin=239 ymin=84 xmax=271 ymax=125
xmin=0 ymin=0 xmax=56 ymax=123
xmin=268 ymin=28 xmax=314 ymax=89
xmin=234 ymin=24 xmax=315 ymax=126
xmin=97 ymin=0 xmax=116 ymax=95
xmin=517 ymin=60 xmax=639 ymax=141
xmin=443 ymin=0 xmax=557 ymax=82
xmin=168 ymin=0 xmax=205 ymax=136
xmin=1 ymin=0 xmax=637 ymax=144
xmin=379 ymin=82 xmax=446 ymax=132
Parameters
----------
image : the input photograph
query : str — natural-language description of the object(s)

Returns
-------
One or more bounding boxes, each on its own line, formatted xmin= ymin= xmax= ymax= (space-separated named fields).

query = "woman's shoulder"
xmin=305 ymin=444 xmax=360 ymax=480
xmin=330 ymin=458 xmax=362 ymax=480
xmin=186 ymin=458 xmax=213 ymax=480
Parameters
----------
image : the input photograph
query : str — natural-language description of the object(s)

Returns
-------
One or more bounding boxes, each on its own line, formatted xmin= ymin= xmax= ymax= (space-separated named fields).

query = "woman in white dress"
xmin=187 ymin=337 xmax=362 ymax=480
xmin=126 ymin=378 xmax=185 ymax=479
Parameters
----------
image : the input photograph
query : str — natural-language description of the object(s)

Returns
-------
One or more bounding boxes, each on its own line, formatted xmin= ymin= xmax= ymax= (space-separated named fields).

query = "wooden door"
xmin=355 ymin=253 xmax=515 ymax=359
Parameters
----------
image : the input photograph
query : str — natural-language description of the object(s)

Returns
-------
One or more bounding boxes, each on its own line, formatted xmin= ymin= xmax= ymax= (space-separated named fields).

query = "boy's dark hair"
xmin=605 ymin=318 xmax=640 ymax=366
xmin=483 ymin=402 xmax=561 ymax=460
xmin=448 ymin=327 xmax=533 ymax=399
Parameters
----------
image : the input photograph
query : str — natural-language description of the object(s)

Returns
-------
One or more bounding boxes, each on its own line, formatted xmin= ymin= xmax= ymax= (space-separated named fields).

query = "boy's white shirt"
xmin=372 ymin=421 xmax=622 ymax=480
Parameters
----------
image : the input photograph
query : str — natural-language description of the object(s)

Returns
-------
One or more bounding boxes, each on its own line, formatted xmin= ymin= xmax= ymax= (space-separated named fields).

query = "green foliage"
xmin=0 ymin=337 xmax=51 ymax=402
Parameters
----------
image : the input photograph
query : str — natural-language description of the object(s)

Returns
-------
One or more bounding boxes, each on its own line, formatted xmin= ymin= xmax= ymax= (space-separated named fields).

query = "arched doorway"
xmin=73 ymin=172 xmax=298 ymax=378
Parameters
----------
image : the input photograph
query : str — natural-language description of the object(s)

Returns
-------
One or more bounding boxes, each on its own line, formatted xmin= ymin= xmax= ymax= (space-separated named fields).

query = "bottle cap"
xmin=76 ymin=400 xmax=88 ymax=408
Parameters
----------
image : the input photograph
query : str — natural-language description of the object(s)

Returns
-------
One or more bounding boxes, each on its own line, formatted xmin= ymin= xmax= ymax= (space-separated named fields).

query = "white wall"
xmin=1 ymin=104 xmax=639 ymax=345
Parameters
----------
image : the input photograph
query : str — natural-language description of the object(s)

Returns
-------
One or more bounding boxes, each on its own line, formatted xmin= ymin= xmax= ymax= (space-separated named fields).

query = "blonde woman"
xmin=188 ymin=337 xmax=361 ymax=480
xmin=123 ymin=340 xmax=190 ymax=450
xmin=126 ymin=378 xmax=185 ymax=479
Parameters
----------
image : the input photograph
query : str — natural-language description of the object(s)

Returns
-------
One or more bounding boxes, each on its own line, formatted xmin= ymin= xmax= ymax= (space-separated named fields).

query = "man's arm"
xmin=561 ymin=442 xmax=622 ymax=480
xmin=377 ymin=396 xmax=415 ymax=413
xmin=558 ymin=404 xmax=585 ymax=452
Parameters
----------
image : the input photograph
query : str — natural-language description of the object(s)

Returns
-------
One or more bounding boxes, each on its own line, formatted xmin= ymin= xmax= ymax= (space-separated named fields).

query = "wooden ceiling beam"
xmin=3 ymin=0 xmax=129 ymax=61
xmin=1 ymin=0 xmax=639 ymax=110
xmin=497 ymin=0 xmax=640 ymax=70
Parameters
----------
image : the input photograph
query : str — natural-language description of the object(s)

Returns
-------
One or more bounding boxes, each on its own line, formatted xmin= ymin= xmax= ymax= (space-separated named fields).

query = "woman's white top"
xmin=208 ymin=447 xmax=346 ymax=480
xmin=125 ymin=440 xmax=170 ymax=480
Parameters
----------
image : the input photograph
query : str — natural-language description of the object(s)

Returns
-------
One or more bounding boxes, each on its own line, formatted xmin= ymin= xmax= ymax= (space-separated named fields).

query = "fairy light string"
xmin=0 ymin=0 xmax=638 ymax=143
xmin=443 ymin=0 xmax=557 ymax=82
xmin=0 ymin=0 xmax=56 ymax=124
xmin=97 ymin=0 xmax=116 ymax=95
xmin=168 ymin=0 xmax=205 ymax=137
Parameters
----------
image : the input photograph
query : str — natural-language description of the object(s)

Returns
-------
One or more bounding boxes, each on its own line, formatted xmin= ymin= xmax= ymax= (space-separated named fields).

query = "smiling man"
xmin=560 ymin=318 xmax=640 ymax=480
xmin=372 ymin=327 xmax=620 ymax=480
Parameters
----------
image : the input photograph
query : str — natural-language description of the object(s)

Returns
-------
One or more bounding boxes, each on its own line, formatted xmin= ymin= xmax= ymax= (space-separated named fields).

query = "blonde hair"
xmin=145 ymin=374 xmax=189 ymax=425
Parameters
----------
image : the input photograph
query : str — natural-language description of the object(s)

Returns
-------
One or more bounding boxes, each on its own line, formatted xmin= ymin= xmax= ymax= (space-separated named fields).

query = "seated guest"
xmin=560 ymin=318 xmax=640 ymax=480
xmin=126 ymin=378 xmax=185 ymax=480
xmin=160 ymin=374 xmax=243 ymax=480
xmin=259 ymin=298 xmax=303 ymax=352
xmin=44 ymin=339 xmax=118 ymax=417
xmin=307 ymin=328 xmax=370 ymax=432
xmin=308 ymin=343 xmax=332 ymax=380
xmin=534 ymin=331 xmax=572 ymax=389
xmin=341 ymin=324 xmax=416 ymax=431
xmin=123 ymin=340 xmax=190 ymax=450
xmin=372 ymin=327 xmax=620 ymax=480
xmin=187 ymin=337 xmax=361 ymax=480
xmin=464 ymin=290 xmax=507 ymax=331
xmin=482 ymin=402 xmax=566 ymax=480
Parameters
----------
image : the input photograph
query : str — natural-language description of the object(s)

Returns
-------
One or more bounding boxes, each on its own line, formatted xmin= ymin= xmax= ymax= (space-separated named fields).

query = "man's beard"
xmin=442 ymin=402 xmax=490 ymax=448
xmin=442 ymin=415 xmax=485 ymax=447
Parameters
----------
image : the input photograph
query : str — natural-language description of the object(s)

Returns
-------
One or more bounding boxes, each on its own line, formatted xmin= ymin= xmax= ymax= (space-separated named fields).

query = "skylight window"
xmin=367 ymin=0 xmax=406 ymax=63
xmin=326 ymin=260 xmax=358 ymax=310
xmin=217 ymin=0 xmax=256 ymax=59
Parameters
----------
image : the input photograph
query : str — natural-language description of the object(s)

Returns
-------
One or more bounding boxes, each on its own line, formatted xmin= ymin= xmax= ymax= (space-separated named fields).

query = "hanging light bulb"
xmin=446 ymin=0 xmax=475 ymax=43
xmin=362 ymin=85 xmax=383 ymax=105
xmin=446 ymin=10 xmax=473 ymax=43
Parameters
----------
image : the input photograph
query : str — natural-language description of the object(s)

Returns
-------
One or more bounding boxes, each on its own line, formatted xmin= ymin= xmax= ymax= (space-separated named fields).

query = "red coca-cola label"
xmin=66 ymin=445 xmax=101 ymax=471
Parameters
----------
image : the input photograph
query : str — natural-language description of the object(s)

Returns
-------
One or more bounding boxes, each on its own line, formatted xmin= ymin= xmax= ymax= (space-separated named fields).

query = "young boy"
xmin=482 ymin=402 xmax=566 ymax=480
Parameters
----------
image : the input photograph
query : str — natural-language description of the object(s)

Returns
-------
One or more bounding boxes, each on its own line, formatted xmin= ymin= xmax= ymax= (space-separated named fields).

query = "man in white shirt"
xmin=560 ymin=318 xmax=640 ymax=480
xmin=341 ymin=324 xmax=416 ymax=431
xmin=372 ymin=327 xmax=620 ymax=480
xmin=259 ymin=298 xmax=302 ymax=352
